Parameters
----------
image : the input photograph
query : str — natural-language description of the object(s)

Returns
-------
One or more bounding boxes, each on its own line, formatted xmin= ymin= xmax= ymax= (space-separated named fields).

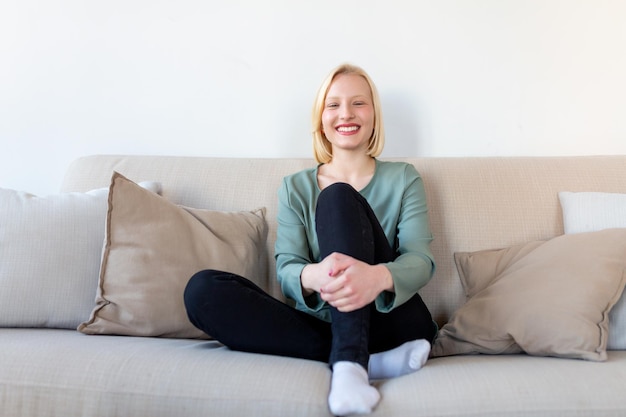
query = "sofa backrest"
xmin=61 ymin=155 xmax=626 ymax=325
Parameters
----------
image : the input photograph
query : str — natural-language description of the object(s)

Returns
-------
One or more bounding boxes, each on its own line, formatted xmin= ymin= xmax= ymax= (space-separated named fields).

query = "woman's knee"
xmin=184 ymin=269 xmax=237 ymax=334
xmin=318 ymin=182 xmax=358 ymax=207
xmin=184 ymin=270 xmax=264 ymax=312
xmin=184 ymin=269 xmax=224 ymax=313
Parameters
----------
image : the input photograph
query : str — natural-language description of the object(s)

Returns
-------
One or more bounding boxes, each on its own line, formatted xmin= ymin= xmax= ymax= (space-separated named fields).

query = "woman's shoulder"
xmin=376 ymin=160 xmax=421 ymax=179
xmin=279 ymin=166 xmax=319 ymax=205
xmin=282 ymin=165 xmax=318 ymax=186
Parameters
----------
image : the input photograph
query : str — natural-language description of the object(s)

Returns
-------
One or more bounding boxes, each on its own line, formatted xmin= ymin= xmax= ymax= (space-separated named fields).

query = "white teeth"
xmin=337 ymin=126 xmax=359 ymax=132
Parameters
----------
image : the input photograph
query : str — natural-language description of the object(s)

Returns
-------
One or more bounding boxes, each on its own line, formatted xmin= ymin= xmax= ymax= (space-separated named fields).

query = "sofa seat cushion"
xmin=373 ymin=353 xmax=626 ymax=417
xmin=0 ymin=329 xmax=332 ymax=417
xmin=2 ymin=329 xmax=626 ymax=417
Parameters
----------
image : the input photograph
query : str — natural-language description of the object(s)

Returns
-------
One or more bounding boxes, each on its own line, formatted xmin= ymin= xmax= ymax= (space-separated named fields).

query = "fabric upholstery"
xmin=78 ymin=172 xmax=267 ymax=338
xmin=3 ymin=328 xmax=626 ymax=417
xmin=374 ymin=351 xmax=626 ymax=417
xmin=559 ymin=191 xmax=626 ymax=234
xmin=0 ymin=329 xmax=332 ymax=417
xmin=431 ymin=229 xmax=626 ymax=361
xmin=559 ymin=191 xmax=626 ymax=349
xmin=61 ymin=155 xmax=626 ymax=327
xmin=2 ymin=155 xmax=625 ymax=417
xmin=0 ymin=181 xmax=159 ymax=329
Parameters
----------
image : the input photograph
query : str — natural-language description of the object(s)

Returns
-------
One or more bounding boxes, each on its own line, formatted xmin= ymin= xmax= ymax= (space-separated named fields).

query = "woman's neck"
xmin=318 ymin=154 xmax=376 ymax=191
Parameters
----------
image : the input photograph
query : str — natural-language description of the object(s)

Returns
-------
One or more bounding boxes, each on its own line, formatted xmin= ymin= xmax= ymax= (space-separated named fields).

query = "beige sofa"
xmin=2 ymin=154 xmax=626 ymax=417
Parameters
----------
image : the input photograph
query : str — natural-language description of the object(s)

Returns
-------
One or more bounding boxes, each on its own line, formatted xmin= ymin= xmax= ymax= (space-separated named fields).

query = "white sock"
xmin=368 ymin=339 xmax=431 ymax=380
xmin=328 ymin=361 xmax=380 ymax=416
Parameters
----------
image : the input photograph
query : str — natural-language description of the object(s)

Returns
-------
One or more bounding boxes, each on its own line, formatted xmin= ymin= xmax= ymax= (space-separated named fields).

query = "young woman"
xmin=184 ymin=64 xmax=437 ymax=416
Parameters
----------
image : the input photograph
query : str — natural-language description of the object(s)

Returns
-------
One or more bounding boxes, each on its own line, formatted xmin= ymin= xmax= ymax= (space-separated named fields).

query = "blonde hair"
xmin=311 ymin=64 xmax=385 ymax=164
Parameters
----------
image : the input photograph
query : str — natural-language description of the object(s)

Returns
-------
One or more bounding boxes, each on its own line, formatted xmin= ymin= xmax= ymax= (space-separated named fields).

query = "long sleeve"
xmin=274 ymin=170 xmax=330 ymax=321
xmin=373 ymin=163 xmax=435 ymax=312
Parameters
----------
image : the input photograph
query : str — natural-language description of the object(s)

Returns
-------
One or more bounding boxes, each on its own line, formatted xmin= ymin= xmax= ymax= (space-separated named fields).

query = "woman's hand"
xmin=302 ymin=252 xmax=394 ymax=312
xmin=300 ymin=257 xmax=335 ymax=297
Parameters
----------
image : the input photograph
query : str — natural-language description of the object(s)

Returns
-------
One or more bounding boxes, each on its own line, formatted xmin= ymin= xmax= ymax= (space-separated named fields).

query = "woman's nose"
xmin=340 ymin=106 xmax=355 ymax=120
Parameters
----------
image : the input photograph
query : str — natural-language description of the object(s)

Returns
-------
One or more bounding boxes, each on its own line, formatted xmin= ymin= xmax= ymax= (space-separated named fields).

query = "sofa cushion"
xmin=0 ymin=329 xmax=332 ymax=417
xmin=0 ymin=181 xmax=160 ymax=329
xmin=431 ymin=228 xmax=626 ymax=361
xmin=559 ymin=191 xmax=626 ymax=349
xmin=78 ymin=172 xmax=267 ymax=338
xmin=559 ymin=191 xmax=626 ymax=235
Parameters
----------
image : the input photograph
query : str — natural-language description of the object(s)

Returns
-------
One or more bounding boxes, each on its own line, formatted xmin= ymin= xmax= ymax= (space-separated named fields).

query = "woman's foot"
xmin=368 ymin=339 xmax=431 ymax=380
xmin=328 ymin=361 xmax=380 ymax=416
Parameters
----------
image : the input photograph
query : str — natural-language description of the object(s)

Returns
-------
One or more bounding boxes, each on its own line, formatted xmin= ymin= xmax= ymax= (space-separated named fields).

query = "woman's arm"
xmin=377 ymin=164 xmax=435 ymax=312
xmin=274 ymin=177 xmax=328 ymax=315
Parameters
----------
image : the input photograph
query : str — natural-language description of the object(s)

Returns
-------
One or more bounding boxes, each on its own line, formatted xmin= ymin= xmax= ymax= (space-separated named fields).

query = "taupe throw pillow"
xmin=78 ymin=172 xmax=267 ymax=338
xmin=431 ymin=228 xmax=626 ymax=361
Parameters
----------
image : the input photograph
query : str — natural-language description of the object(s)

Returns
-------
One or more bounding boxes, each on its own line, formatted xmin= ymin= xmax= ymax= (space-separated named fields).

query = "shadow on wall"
xmin=381 ymin=90 xmax=425 ymax=158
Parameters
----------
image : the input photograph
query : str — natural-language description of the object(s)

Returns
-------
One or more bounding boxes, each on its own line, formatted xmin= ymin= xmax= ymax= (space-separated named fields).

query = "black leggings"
xmin=184 ymin=183 xmax=436 ymax=369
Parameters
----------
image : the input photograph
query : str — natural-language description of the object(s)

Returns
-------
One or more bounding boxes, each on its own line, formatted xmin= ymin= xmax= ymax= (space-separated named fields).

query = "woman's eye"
xmin=326 ymin=103 xmax=338 ymax=108
xmin=354 ymin=101 xmax=365 ymax=106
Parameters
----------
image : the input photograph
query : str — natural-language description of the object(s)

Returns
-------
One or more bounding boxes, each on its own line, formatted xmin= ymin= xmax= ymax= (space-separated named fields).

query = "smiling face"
xmin=321 ymin=73 xmax=375 ymax=156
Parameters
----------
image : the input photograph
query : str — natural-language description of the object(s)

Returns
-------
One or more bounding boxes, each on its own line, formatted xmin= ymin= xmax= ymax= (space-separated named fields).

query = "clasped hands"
xmin=301 ymin=252 xmax=394 ymax=312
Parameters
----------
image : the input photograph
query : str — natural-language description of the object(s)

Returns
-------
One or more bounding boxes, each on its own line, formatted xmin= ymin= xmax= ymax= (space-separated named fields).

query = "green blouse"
xmin=275 ymin=159 xmax=435 ymax=322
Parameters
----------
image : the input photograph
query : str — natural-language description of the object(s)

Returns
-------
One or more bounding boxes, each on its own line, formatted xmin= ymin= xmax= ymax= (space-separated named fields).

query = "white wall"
xmin=2 ymin=0 xmax=625 ymax=195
